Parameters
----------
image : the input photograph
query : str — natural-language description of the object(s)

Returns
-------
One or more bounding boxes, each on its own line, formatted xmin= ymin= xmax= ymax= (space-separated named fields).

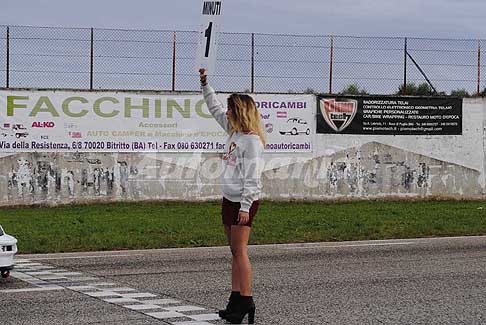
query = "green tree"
xmin=339 ymin=83 xmax=368 ymax=95
xmin=397 ymin=82 xmax=438 ymax=96
xmin=303 ymin=87 xmax=317 ymax=94
xmin=397 ymin=82 xmax=418 ymax=95
xmin=450 ymin=89 xmax=470 ymax=97
xmin=416 ymin=82 xmax=435 ymax=96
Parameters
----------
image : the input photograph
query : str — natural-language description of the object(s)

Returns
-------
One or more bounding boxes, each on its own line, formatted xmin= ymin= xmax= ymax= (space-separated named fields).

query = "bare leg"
xmin=224 ymin=225 xmax=239 ymax=292
xmin=230 ymin=225 xmax=252 ymax=296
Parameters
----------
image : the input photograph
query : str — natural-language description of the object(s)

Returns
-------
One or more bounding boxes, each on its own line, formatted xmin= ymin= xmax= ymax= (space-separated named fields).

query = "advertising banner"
xmin=0 ymin=90 xmax=313 ymax=153
xmin=317 ymin=95 xmax=462 ymax=135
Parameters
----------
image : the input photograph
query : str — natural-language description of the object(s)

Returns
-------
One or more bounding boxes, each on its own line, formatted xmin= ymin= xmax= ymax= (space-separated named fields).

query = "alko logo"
xmin=32 ymin=121 xmax=55 ymax=128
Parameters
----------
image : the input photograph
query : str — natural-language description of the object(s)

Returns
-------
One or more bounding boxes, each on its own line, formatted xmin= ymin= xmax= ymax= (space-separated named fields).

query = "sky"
xmin=1 ymin=0 xmax=486 ymax=39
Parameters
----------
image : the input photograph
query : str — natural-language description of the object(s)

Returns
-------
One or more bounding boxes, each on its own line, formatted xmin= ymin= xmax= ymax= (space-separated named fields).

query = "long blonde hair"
xmin=227 ymin=94 xmax=266 ymax=145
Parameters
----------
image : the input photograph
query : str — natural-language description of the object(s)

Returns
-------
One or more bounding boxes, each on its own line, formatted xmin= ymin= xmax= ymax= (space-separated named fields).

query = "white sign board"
xmin=0 ymin=90 xmax=314 ymax=153
xmin=195 ymin=0 xmax=224 ymax=74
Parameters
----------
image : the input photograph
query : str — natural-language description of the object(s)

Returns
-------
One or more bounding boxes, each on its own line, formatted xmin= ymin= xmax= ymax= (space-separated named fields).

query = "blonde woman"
xmin=200 ymin=69 xmax=264 ymax=324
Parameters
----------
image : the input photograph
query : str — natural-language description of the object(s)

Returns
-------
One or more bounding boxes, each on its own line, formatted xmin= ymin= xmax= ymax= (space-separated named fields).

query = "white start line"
xmin=2 ymin=258 xmax=222 ymax=325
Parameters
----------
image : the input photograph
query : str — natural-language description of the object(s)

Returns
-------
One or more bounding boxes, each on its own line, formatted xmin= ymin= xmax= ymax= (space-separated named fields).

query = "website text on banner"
xmin=0 ymin=90 xmax=313 ymax=153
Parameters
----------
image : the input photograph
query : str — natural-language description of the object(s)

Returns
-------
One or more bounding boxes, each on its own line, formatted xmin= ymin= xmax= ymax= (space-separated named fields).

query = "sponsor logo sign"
xmin=320 ymin=98 xmax=357 ymax=132
xmin=0 ymin=90 xmax=314 ymax=152
xmin=317 ymin=95 xmax=462 ymax=135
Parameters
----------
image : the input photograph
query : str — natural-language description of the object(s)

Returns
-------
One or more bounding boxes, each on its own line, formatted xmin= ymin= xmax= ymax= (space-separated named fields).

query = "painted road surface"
xmin=1 ymin=236 xmax=486 ymax=324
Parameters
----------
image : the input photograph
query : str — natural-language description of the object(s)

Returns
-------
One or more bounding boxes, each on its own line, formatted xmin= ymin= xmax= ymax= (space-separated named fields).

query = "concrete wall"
xmin=0 ymin=98 xmax=484 ymax=206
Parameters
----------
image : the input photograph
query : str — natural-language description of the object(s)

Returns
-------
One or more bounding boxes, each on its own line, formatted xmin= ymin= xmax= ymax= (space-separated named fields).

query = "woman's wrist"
xmin=200 ymin=76 xmax=208 ymax=87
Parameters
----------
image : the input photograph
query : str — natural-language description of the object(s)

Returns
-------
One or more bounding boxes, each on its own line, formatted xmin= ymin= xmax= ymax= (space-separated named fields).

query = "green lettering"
xmin=94 ymin=97 xmax=119 ymax=118
xmin=195 ymin=99 xmax=211 ymax=118
xmin=7 ymin=96 xmax=29 ymax=116
xmin=155 ymin=99 xmax=162 ymax=118
xmin=167 ymin=99 xmax=190 ymax=118
xmin=29 ymin=96 xmax=59 ymax=117
xmin=62 ymin=97 xmax=89 ymax=117
xmin=125 ymin=98 xmax=149 ymax=118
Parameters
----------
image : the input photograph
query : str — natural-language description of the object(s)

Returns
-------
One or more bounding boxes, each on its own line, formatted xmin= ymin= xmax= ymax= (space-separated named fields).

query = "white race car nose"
xmin=0 ymin=227 xmax=18 ymax=276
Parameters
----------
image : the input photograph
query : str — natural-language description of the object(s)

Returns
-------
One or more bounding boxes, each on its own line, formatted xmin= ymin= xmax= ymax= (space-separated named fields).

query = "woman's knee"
xmin=230 ymin=245 xmax=247 ymax=257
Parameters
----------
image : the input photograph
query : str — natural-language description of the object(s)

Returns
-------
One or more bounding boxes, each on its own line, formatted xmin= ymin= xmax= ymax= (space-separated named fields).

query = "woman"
xmin=200 ymin=68 xmax=265 ymax=324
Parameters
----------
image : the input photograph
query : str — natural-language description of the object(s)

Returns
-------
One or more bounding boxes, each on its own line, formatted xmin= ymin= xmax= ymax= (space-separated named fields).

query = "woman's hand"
xmin=199 ymin=68 xmax=208 ymax=86
xmin=238 ymin=210 xmax=250 ymax=225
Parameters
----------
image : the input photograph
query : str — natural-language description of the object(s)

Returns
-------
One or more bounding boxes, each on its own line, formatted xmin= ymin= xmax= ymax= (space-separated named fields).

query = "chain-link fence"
xmin=7 ymin=25 xmax=91 ymax=89
xmin=0 ymin=25 xmax=485 ymax=95
xmin=332 ymin=36 xmax=403 ymax=95
xmin=406 ymin=38 xmax=480 ymax=94
xmin=482 ymin=39 xmax=486 ymax=94
xmin=94 ymin=28 xmax=174 ymax=90
xmin=0 ymin=26 xmax=8 ymax=87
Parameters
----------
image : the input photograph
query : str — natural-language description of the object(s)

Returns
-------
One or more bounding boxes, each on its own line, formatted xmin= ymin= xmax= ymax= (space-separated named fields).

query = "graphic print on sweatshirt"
xmin=222 ymin=142 xmax=237 ymax=166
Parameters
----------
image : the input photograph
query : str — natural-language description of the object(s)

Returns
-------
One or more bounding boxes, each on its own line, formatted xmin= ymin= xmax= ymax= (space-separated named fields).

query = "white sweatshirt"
xmin=202 ymin=84 xmax=264 ymax=212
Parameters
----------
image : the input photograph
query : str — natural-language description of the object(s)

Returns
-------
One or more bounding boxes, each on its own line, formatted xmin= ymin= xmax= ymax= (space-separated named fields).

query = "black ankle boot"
xmin=225 ymin=295 xmax=255 ymax=324
xmin=219 ymin=291 xmax=240 ymax=319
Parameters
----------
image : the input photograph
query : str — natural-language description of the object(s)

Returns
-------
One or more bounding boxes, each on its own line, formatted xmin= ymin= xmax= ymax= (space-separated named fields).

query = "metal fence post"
xmin=6 ymin=26 xmax=10 ymax=88
xmin=403 ymin=37 xmax=407 ymax=94
xmin=251 ymin=33 xmax=255 ymax=93
xmin=172 ymin=31 xmax=176 ymax=91
xmin=329 ymin=35 xmax=334 ymax=94
xmin=90 ymin=28 xmax=94 ymax=90
xmin=478 ymin=39 xmax=481 ymax=97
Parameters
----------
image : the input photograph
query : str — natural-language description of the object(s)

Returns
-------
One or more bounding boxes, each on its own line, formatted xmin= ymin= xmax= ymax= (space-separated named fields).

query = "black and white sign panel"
xmin=196 ymin=0 xmax=224 ymax=74
xmin=316 ymin=95 xmax=462 ymax=135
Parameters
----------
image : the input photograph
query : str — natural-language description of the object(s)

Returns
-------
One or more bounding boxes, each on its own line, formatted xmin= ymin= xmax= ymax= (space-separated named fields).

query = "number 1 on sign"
xmin=204 ymin=22 xmax=213 ymax=57
xmin=196 ymin=0 xmax=223 ymax=74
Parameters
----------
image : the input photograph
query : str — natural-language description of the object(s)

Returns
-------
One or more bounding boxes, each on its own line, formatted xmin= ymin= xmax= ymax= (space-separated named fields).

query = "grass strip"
xmin=0 ymin=200 xmax=485 ymax=254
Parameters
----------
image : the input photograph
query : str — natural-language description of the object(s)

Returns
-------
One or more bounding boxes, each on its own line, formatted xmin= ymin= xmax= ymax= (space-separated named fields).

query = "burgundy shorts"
xmin=221 ymin=197 xmax=260 ymax=227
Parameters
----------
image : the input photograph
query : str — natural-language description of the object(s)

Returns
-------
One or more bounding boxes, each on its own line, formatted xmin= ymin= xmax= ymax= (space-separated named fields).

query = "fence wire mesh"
xmin=213 ymin=32 xmax=253 ymax=93
xmin=0 ymin=26 xmax=6 ymax=88
xmin=332 ymin=36 xmax=404 ymax=95
xmin=481 ymin=39 xmax=486 ymax=95
xmin=254 ymin=33 xmax=330 ymax=93
xmin=0 ymin=25 xmax=485 ymax=95
xmin=93 ymin=28 xmax=174 ymax=90
xmin=407 ymin=38 xmax=479 ymax=95
xmin=174 ymin=30 xmax=199 ymax=92
xmin=8 ymin=25 xmax=91 ymax=89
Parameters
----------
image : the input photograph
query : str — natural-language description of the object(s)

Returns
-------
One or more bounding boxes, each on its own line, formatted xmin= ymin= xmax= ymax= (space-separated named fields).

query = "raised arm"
xmin=199 ymin=68 xmax=230 ymax=134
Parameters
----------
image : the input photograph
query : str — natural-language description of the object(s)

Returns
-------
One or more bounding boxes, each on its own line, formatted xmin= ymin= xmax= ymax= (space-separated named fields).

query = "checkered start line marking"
xmin=4 ymin=259 xmax=222 ymax=325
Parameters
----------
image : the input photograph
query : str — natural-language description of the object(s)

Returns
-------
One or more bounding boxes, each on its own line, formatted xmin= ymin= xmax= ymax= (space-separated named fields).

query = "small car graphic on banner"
xmin=279 ymin=118 xmax=310 ymax=136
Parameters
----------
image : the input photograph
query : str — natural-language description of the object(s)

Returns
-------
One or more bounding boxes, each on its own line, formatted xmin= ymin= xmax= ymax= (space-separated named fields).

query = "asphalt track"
xmin=1 ymin=235 xmax=486 ymax=324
